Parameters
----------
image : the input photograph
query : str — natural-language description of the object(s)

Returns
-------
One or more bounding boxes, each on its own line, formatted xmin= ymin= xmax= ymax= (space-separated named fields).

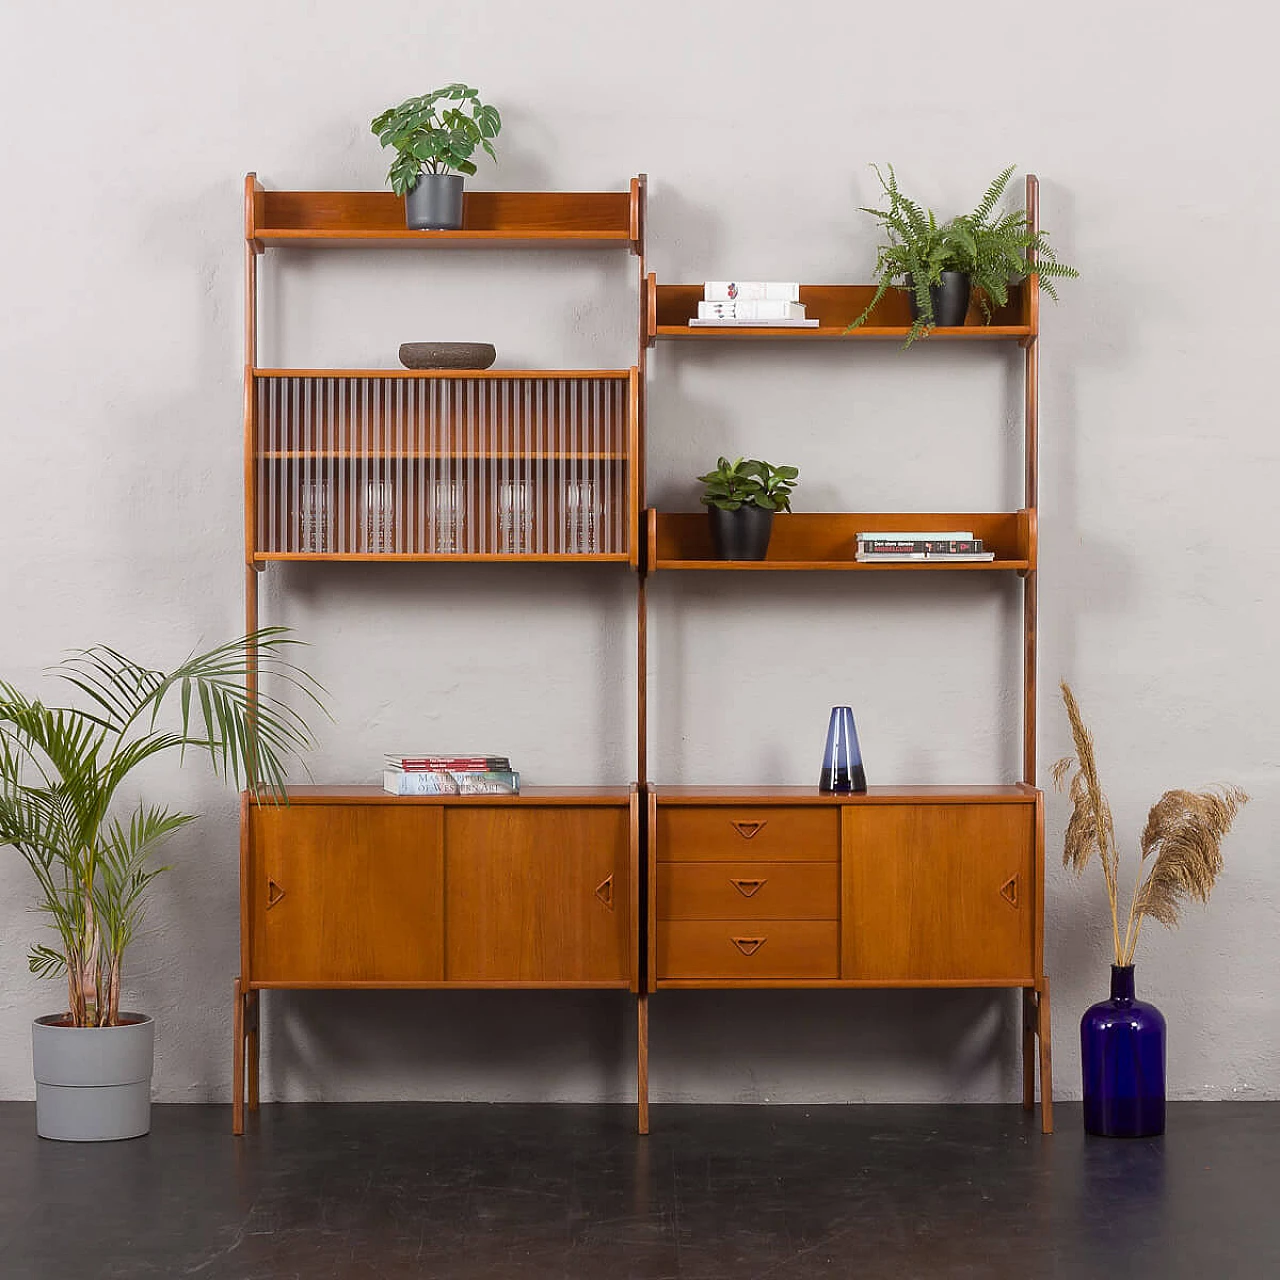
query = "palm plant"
xmin=1053 ymin=682 xmax=1248 ymax=966
xmin=848 ymin=164 xmax=1078 ymax=344
xmin=0 ymin=628 xmax=323 ymax=1027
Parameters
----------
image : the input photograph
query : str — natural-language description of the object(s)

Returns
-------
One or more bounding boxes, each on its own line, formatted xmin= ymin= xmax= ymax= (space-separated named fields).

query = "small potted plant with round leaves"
xmin=697 ymin=456 xmax=799 ymax=560
xmin=370 ymin=83 xmax=501 ymax=230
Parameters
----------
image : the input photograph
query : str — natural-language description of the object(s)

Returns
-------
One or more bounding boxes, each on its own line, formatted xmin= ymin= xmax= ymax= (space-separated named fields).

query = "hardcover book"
xmin=703 ymin=281 xmax=801 ymax=302
xmin=697 ymin=300 xmax=808 ymax=321
xmin=382 ymin=769 xmax=521 ymax=796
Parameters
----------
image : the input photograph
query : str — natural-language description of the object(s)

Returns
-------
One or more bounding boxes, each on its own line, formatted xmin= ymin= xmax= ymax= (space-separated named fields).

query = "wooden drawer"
xmin=658 ymin=921 xmax=838 ymax=980
xmin=657 ymin=862 xmax=838 ymax=920
xmin=657 ymin=807 xmax=838 ymax=862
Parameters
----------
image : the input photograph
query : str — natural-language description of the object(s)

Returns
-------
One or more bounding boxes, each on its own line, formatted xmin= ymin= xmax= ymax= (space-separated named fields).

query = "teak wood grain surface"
xmin=443 ymin=807 xmax=631 ymax=985
xmin=657 ymin=807 xmax=839 ymax=861
xmin=840 ymin=804 xmax=1035 ymax=983
xmin=657 ymin=863 xmax=839 ymax=921
xmin=250 ymin=804 xmax=444 ymax=984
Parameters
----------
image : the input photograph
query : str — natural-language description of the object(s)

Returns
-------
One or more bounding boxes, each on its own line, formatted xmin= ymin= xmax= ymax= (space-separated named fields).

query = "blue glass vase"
xmin=1081 ymin=964 xmax=1166 ymax=1137
xmin=819 ymin=706 xmax=866 ymax=793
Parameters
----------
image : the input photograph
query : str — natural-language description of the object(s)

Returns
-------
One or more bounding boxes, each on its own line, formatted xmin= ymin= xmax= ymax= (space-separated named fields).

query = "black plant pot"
xmin=406 ymin=174 xmax=464 ymax=230
xmin=906 ymin=271 xmax=971 ymax=328
xmin=708 ymin=505 xmax=774 ymax=561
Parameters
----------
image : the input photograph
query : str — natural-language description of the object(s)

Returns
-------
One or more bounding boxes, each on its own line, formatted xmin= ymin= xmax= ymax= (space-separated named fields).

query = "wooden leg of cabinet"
xmin=636 ymin=992 xmax=649 ymax=1136
xmin=232 ymin=977 xmax=245 ymax=1137
xmin=247 ymin=989 xmax=261 ymax=1111
xmin=1037 ymin=976 xmax=1054 ymax=1134
xmin=1022 ymin=988 xmax=1037 ymax=1111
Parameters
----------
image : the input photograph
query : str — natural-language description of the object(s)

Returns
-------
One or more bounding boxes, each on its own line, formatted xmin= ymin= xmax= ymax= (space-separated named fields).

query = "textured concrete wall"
xmin=0 ymin=0 xmax=1274 ymax=1105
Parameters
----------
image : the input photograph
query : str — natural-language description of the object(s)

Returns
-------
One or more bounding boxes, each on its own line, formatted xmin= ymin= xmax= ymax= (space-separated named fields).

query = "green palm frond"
xmin=0 ymin=627 xmax=323 ymax=1025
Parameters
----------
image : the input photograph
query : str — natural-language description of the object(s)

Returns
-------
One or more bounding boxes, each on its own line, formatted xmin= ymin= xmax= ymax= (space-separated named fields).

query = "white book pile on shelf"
xmin=689 ymin=282 xmax=819 ymax=327
xmin=855 ymin=530 xmax=996 ymax=563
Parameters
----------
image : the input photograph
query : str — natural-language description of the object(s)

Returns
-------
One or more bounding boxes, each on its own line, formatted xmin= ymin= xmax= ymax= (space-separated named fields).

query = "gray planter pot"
xmin=405 ymin=174 xmax=465 ymax=230
xmin=32 ymin=1014 xmax=154 ymax=1141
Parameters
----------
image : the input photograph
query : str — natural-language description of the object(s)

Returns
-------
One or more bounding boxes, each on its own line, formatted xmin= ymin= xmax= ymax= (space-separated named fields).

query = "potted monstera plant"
xmin=848 ymin=164 xmax=1078 ymax=345
xmin=371 ymin=82 xmax=501 ymax=230
xmin=0 ymin=628 xmax=322 ymax=1141
xmin=697 ymin=456 xmax=799 ymax=560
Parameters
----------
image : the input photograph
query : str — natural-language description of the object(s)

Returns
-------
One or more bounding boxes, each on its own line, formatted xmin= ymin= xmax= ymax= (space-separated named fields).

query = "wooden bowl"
xmin=398 ymin=342 xmax=497 ymax=370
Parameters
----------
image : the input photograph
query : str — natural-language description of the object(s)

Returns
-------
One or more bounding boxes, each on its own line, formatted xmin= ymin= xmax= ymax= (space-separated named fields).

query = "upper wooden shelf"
xmin=647 ymin=510 xmax=1035 ymax=572
xmin=246 ymin=174 xmax=643 ymax=250
xmin=647 ymin=280 xmax=1036 ymax=344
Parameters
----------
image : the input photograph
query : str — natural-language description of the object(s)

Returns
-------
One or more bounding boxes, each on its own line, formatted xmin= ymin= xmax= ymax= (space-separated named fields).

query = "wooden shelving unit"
xmin=639 ymin=176 xmax=1052 ymax=1134
xmin=234 ymin=175 xmax=651 ymax=1135
xmin=235 ymin=169 xmax=1054 ymax=1138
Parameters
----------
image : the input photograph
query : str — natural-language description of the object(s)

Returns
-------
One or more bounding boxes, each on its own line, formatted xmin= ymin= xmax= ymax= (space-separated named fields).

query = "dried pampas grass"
xmin=1055 ymin=682 xmax=1248 ymax=966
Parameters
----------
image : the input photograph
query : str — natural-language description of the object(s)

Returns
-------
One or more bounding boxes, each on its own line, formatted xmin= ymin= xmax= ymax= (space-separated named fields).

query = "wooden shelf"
xmin=261 ymin=785 xmax=633 ymax=805
xmin=257 ymin=451 xmax=627 ymax=461
xmin=248 ymin=178 xmax=642 ymax=250
xmin=647 ymin=282 xmax=1035 ymax=344
xmin=651 ymin=785 xmax=1037 ymax=804
xmin=253 ymin=368 xmax=633 ymax=380
xmin=255 ymin=552 xmax=632 ymax=564
xmin=647 ymin=510 xmax=1035 ymax=571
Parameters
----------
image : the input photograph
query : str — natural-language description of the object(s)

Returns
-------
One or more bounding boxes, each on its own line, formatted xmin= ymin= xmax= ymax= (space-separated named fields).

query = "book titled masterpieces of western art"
xmin=382 ymin=753 xmax=520 ymax=795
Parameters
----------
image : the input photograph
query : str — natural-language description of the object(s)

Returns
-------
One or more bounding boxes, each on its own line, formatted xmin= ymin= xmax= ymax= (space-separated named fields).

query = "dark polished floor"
xmin=1 ymin=1101 xmax=1277 ymax=1279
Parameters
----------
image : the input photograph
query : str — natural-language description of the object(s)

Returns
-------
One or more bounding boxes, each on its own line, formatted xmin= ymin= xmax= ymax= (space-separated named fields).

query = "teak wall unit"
xmin=234 ymin=175 xmax=650 ymax=1135
xmin=640 ymin=175 xmax=1051 ymax=1133
xmin=234 ymin=172 xmax=1052 ymax=1136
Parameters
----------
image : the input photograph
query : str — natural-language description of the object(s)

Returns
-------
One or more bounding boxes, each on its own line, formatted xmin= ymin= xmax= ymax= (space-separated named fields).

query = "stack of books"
xmin=689 ymin=282 xmax=818 ymax=328
xmin=855 ymin=530 xmax=996 ymax=563
xmin=382 ymin=753 xmax=520 ymax=795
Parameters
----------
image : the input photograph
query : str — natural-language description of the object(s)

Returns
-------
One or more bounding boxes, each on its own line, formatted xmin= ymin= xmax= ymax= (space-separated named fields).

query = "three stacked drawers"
xmin=655 ymin=807 xmax=839 ymax=980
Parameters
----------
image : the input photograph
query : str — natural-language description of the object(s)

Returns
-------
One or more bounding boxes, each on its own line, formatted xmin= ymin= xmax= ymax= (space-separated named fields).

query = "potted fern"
xmin=697 ymin=456 xmax=799 ymax=560
xmin=849 ymin=165 xmax=1078 ymax=345
xmin=370 ymin=83 xmax=501 ymax=230
xmin=0 ymin=629 xmax=322 ymax=1141
xmin=1054 ymin=682 xmax=1248 ymax=1138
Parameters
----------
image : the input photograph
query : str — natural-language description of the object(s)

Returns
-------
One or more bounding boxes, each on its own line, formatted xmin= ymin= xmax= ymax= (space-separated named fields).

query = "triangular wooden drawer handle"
xmin=999 ymin=875 xmax=1019 ymax=908
xmin=730 ymin=820 xmax=767 ymax=840
xmin=730 ymin=878 xmax=766 ymax=898
xmin=594 ymin=874 xmax=615 ymax=910
xmin=266 ymin=878 xmax=286 ymax=910
xmin=731 ymin=936 xmax=766 ymax=956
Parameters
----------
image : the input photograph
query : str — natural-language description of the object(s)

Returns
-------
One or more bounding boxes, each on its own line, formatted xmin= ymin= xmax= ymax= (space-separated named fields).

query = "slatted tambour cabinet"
xmin=641 ymin=176 xmax=1053 ymax=1133
xmin=233 ymin=175 xmax=650 ymax=1134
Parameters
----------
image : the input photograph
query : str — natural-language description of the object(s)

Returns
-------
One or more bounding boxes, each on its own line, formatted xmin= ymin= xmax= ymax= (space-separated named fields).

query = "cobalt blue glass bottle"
xmin=1080 ymin=964 xmax=1166 ymax=1137
xmin=819 ymin=706 xmax=866 ymax=793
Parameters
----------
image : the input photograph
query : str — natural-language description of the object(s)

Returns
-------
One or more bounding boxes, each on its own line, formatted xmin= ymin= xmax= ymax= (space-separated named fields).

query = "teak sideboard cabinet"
xmin=234 ymin=172 xmax=1053 ymax=1136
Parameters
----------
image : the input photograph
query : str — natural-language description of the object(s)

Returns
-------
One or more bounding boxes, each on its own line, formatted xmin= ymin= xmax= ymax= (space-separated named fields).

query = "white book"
xmin=857 ymin=530 xmax=974 ymax=541
xmin=688 ymin=317 xmax=819 ymax=327
xmin=855 ymin=551 xmax=995 ymax=562
xmin=703 ymin=282 xmax=801 ymax=302
xmin=698 ymin=300 xmax=808 ymax=321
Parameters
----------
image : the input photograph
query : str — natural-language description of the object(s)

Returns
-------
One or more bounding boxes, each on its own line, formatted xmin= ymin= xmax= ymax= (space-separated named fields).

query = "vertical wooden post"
xmin=1038 ymin=977 xmax=1054 ymax=1133
xmin=247 ymin=990 xmax=260 ymax=1111
xmin=637 ymin=991 xmax=649 ymax=1135
xmin=1022 ymin=174 xmax=1040 ymax=788
xmin=1022 ymin=988 xmax=1037 ymax=1111
xmin=232 ymin=977 xmax=246 ymax=1136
